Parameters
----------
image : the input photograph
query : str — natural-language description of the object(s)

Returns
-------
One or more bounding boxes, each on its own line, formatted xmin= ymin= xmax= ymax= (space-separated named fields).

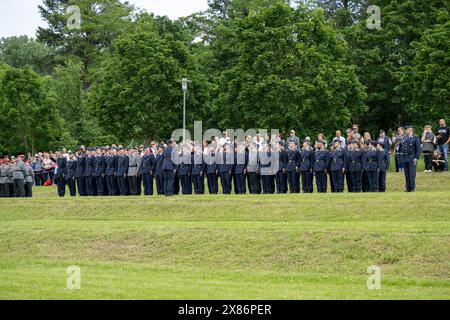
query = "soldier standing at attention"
xmin=74 ymin=150 xmax=86 ymax=196
xmin=12 ymin=155 xmax=27 ymax=197
xmin=24 ymin=161 xmax=35 ymax=197
xmin=84 ymin=149 xmax=95 ymax=196
xmin=329 ymin=139 xmax=347 ymax=193
xmin=259 ymin=143 xmax=275 ymax=194
xmin=274 ymin=141 xmax=287 ymax=194
xmin=246 ymin=143 xmax=261 ymax=194
xmin=116 ymin=148 xmax=129 ymax=196
xmin=285 ymin=141 xmax=300 ymax=193
xmin=93 ymin=148 xmax=106 ymax=196
xmin=162 ymin=140 xmax=177 ymax=196
xmin=0 ymin=160 xmax=8 ymax=197
xmin=218 ymin=144 xmax=233 ymax=195
xmin=399 ymin=125 xmax=422 ymax=192
xmin=177 ymin=144 xmax=193 ymax=195
xmin=155 ymin=145 xmax=165 ymax=195
xmin=140 ymin=147 xmax=156 ymax=196
xmin=105 ymin=148 xmax=117 ymax=196
xmin=377 ymin=142 xmax=390 ymax=192
xmin=205 ymin=144 xmax=219 ymax=194
xmin=346 ymin=141 xmax=364 ymax=192
xmin=127 ymin=148 xmax=141 ymax=196
xmin=364 ymin=140 xmax=381 ymax=192
xmin=191 ymin=144 xmax=206 ymax=195
xmin=7 ymin=157 xmax=15 ymax=197
xmin=54 ymin=151 xmax=67 ymax=197
xmin=299 ymin=140 xmax=314 ymax=193
xmin=65 ymin=152 xmax=77 ymax=197
xmin=313 ymin=140 xmax=330 ymax=193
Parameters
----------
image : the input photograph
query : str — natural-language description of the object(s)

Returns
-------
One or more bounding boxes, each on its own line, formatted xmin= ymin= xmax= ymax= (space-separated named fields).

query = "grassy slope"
xmin=0 ymin=171 xmax=449 ymax=299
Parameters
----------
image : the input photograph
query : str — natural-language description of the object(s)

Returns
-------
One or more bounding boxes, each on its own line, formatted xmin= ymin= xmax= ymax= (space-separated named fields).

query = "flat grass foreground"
xmin=0 ymin=172 xmax=449 ymax=299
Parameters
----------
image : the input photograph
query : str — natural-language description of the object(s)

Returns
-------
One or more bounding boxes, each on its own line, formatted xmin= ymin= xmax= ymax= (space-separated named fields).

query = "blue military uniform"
xmin=260 ymin=149 xmax=275 ymax=194
xmin=285 ymin=148 xmax=300 ymax=193
xmin=84 ymin=154 xmax=95 ymax=196
xmin=364 ymin=143 xmax=382 ymax=192
xmin=346 ymin=146 xmax=364 ymax=192
xmin=140 ymin=153 xmax=156 ymax=196
xmin=399 ymin=131 xmax=421 ymax=192
xmin=177 ymin=153 xmax=192 ymax=195
xmin=275 ymin=148 xmax=287 ymax=194
xmin=55 ymin=155 xmax=67 ymax=197
xmin=313 ymin=148 xmax=330 ymax=193
xmin=74 ymin=154 xmax=86 ymax=196
xmin=191 ymin=151 xmax=206 ymax=195
xmin=329 ymin=147 xmax=347 ymax=193
xmin=378 ymin=145 xmax=390 ymax=192
xmin=93 ymin=154 xmax=106 ymax=196
xmin=155 ymin=152 xmax=164 ymax=195
xmin=162 ymin=145 xmax=176 ymax=196
xmin=205 ymin=151 xmax=219 ymax=194
xmin=65 ymin=158 xmax=77 ymax=197
xmin=105 ymin=154 xmax=117 ymax=196
xmin=299 ymin=147 xmax=314 ymax=193
xmin=218 ymin=150 xmax=233 ymax=194
xmin=234 ymin=150 xmax=247 ymax=194
xmin=117 ymin=153 xmax=129 ymax=196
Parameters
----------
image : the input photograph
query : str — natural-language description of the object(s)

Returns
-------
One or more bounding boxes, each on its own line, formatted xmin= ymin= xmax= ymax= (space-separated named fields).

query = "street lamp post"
xmin=177 ymin=78 xmax=192 ymax=142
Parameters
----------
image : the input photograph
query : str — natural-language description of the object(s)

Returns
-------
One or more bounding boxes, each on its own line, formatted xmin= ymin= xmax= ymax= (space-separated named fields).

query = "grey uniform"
xmin=24 ymin=165 xmax=34 ymax=197
xmin=13 ymin=161 xmax=26 ymax=197
xmin=127 ymin=155 xmax=141 ymax=196
xmin=0 ymin=165 xmax=8 ymax=197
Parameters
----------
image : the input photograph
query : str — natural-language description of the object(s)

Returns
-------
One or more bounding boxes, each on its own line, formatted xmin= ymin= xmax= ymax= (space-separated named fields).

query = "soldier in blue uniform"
xmin=55 ymin=151 xmax=67 ymax=197
xmin=75 ymin=149 xmax=86 ymax=197
xmin=65 ymin=152 xmax=77 ymax=197
xmin=285 ymin=141 xmax=300 ymax=193
xmin=116 ymin=148 xmax=129 ymax=196
xmin=260 ymin=143 xmax=275 ymax=194
xmin=377 ymin=142 xmax=390 ymax=192
xmin=329 ymin=140 xmax=347 ymax=193
xmin=177 ymin=144 xmax=192 ymax=195
xmin=191 ymin=144 xmax=206 ymax=195
xmin=246 ymin=143 xmax=261 ymax=194
xmin=399 ymin=125 xmax=421 ymax=192
xmin=105 ymin=148 xmax=118 ymax=196
xmin=140 ymin=147 xmax=156 ymax=196
xmin=275 ymin=141 xmax=287 ymax=194
xmin=313 ymin=140 xmax=330 ymax=193
xmin=346 ymin=141 xmax=364 ymax=192
xmin=299 ymin=140 xmax=314 ymax=193
xmin=93 ymin=148 xmax=106 ymax=196
xmin=84 ymin=149 xmax=95 ymax=196
xmin=155 ymin=145 xmax=165 ymax=195
xmin=364 ymin=140 xmax=381 ymax=192
xmin=218 ymin=144 xmax=234 ymax=194
xmin=162 ymin=140 xmax=176 ymax=196
xmin=233 ymin=143 xmax=247 ymax=194
xmin=205 ymin=144 xmax=219 ymax=194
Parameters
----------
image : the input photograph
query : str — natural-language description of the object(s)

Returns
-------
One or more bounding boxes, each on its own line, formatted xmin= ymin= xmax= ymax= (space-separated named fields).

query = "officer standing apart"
xmin=399 ymin=125 xmax=421 ymax=192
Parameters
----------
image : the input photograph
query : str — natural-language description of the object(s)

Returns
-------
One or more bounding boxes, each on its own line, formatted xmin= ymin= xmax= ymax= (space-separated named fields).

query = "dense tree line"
xmin=0 ymin=0 xmax=449 ymax=154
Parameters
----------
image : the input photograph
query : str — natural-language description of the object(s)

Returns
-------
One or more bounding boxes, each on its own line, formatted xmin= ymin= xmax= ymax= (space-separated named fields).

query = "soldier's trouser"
xmin=247 ymin=172 xmax=261 ymax=194
xmin=173 ymin=175 xmax=180 ymax=195
xmin=57 ymin=178 xmax=66 ymax=197
xmin=179 ymin=175 xmax=191 ymax=194
xmin=114 ymin=177 xmax=120 ymax=196
xmin=9 ymin=183 xmax=14 ymax=197
xmin=261 ymin=175 xmax=275 ymax=194
xmin=275 ymin=171 xmax=287 ymax=193
xmin=232 ymin=174 xmax=238 ymax=194
xmin=66 ymin=178 xmax=76 ymax=197
xmin=192 ymin=174 xmax=205 ymax=194
xmin=403 ymin=161 xmax=417 ymax=191
xmin=163 ymin=170 xmax=175 ymax=196
xmin=142 ymin=174 xmax=154 ymax=195
xmin=301 ymin=171 xmax=313 ymax=193
xmin=95 ymin=176 xmax=105 ymax=196
xmin=24 ymin=182 xmax=33 ymax=197
xmin=0 ymin=184 xmax=6 ymax=197
xmin=331 ymin=170 xmax=344 ymax=192
xmin=137 ymin=176 xmax=142 ymax=196
xmin=234 ymin=173 xmax=246 ymax=194
xmin=117 ymin=175 xmax=129 ymax=195
xmin=207 ymin=173 xmax=218 ymax=194
xmin=367 ymin=171 xmax=379 ymax=192
xmin=315 ymin=171 xmax=327 ymax=193
xmin=286 ymin=171 xmax=298 ymax=193
xmin=156 ymin=174 xmax=164 ymax=195
xmin=346 ymin=171 xmax=352 ymax=192
xmin=13 ymin=179 xmax=25 ymax=197
xmin=128 ymin=175 xmax=139 ymax=196
xmin=85 ymin=176 xmax=94 ymax=196
xmin=220 ymin=172 xmax=232 ymax=194
xmin=329 ymin=172 xmax=335 ymax=192
xmin=76 ymin=177 xmax=86 ymax=196
xmin=106 ymin=175 xmax=116 ymax=195
xmin=362 ymin=171 xmax=369 ymax=192
xmin=349 ymin=171 xmax=362 ymax=192
xmin=378 ymin=171 xmax=387 ymax=192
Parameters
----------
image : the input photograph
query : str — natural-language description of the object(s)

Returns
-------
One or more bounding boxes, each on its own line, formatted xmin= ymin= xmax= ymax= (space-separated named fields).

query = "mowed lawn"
xmin=0 ymin=171 xmax=449 ymax=299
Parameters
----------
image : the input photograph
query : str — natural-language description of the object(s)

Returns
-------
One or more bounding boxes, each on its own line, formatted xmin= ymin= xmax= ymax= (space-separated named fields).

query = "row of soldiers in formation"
xmin=0 ymin=155 xmax=35 ymax=197
xmin=47 ymin=137 xmax=396 ymax=197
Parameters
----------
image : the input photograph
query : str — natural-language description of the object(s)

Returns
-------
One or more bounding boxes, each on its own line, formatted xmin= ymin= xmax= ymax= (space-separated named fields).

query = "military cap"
xmin=404 ymin=125 xmax=414 ymax=129
xmin=316 ymin=140 xmax=325 ymax=145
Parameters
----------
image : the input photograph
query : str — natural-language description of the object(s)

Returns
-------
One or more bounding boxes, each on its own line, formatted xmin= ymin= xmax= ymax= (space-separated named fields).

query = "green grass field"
xmin=0 ymin=170 xmax=449 ymax=300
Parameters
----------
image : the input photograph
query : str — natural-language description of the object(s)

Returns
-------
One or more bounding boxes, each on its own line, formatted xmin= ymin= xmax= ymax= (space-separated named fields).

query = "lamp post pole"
xmin=178 ymin=78 xmax=192 ymax=142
